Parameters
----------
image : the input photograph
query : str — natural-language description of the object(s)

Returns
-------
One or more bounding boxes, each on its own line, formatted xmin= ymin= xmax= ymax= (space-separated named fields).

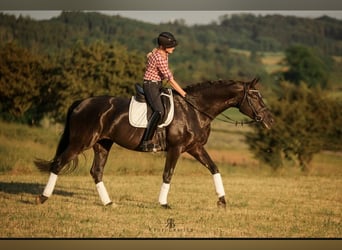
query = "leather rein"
xmin=184 ymin=83 xmax=265 ymax=126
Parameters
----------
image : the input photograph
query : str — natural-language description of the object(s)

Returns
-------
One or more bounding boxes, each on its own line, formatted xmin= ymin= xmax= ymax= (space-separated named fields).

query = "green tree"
xmin=283 ymin=45 xmax=331 ymax=88
xmin=0 ymin=42 xmax=53 ymax=124
xmin=51 ymin=41 xmax=145 ymax=122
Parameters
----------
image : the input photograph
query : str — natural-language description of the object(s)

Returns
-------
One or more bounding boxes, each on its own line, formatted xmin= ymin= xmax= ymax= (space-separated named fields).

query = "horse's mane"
xmin=184 ymin=79 xmax=239 ymax=94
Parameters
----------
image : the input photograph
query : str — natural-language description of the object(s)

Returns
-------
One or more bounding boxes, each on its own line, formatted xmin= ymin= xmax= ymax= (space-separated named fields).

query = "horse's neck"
xmin=194 ymin=84 xmax=242 ymax=118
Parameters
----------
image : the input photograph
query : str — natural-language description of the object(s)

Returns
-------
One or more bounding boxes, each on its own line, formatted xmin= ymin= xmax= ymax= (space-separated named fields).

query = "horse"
xmin=34 ymin=78 xmax=274 ymax=208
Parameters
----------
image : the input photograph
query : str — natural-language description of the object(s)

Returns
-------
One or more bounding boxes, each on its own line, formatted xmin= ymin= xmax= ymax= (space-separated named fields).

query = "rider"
xmin=141 ymin=31 xmax=187 ymax=152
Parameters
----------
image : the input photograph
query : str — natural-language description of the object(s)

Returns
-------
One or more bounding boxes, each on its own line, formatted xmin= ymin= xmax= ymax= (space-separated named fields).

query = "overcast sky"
xmin=2 ymin=10 xmax=342 ymax=25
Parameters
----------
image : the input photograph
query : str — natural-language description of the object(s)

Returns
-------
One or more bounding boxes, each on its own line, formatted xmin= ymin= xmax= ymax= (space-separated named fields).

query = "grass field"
xmin=0 ymin=119 xmax=341 ymax=238
xmin=230 ymin=49 xmax=286 ymax=74
xmin=0 ymin=174 xmax=340 ymax=238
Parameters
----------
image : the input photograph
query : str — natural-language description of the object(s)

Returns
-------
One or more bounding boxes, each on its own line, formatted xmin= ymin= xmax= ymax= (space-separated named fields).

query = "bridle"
xmin=236 ymin=83 xmax=268 ymax=123
xmin=185 ymin=82 xmax=267 ymax=126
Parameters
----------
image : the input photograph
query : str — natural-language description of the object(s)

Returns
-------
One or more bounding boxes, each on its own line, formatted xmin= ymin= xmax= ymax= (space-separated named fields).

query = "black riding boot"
xmin=141 ymin=112 xmax=162 ymax=152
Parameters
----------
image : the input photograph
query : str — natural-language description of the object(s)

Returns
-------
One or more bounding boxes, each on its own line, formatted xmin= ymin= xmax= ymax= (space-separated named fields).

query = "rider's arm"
xmin=169 ymin=78 xmax=187 ymax=98
xmin=156 ymin=53 xmax=187 ymax=98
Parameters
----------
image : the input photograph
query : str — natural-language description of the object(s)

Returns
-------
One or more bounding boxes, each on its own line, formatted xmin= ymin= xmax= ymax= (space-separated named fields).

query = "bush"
xmin=245 ymin=82 xmax=342 ymax=171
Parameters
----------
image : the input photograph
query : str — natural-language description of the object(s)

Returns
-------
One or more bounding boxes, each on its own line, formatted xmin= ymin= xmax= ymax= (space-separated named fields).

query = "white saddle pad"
xmin=128 ymin=89 xmax=174 ymax=128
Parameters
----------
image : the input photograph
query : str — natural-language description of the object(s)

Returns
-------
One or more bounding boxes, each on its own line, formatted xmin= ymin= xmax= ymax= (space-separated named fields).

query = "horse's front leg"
xmin=90 ymin=140 xmax=113 ymax=206
xmin=159 ymin=146 xmax=182 ymax=209
xmin=188 ymin=145 xmax=226 ymax=208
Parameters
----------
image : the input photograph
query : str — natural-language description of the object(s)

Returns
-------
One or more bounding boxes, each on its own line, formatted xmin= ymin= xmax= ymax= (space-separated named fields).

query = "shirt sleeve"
xmin=156 ymin=54 xmax=173 ymax=81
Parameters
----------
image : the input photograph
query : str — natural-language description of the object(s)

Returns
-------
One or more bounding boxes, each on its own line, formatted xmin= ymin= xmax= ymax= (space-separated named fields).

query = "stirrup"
xmin=141 ymin=141 xmax=162 ymax=152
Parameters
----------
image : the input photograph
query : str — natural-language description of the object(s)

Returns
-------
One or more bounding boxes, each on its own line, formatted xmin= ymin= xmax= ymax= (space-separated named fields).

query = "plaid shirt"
xmin=143 ymin=50 xmax=173 ymax=81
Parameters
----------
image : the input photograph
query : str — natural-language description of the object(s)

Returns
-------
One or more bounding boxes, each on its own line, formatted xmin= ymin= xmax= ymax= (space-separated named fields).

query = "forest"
xmin=1 ymin=11 xmax=341 ymax=55
xmin=0 ymin=11 xmax=341 ymax=169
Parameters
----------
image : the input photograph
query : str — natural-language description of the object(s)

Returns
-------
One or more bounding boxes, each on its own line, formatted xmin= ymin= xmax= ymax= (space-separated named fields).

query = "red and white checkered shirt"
xmin=143 ymin=49 xmax=173 ymax=81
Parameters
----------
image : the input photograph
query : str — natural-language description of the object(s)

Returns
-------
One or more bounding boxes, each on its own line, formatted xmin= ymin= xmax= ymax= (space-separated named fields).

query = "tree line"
xmin=0 ymin=41 xmax=145 ymax=123
xmin=1 ymin=12 xmax=341 ymax=56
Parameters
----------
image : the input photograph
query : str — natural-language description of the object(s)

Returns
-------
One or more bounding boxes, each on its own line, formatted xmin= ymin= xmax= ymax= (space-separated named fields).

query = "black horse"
xmin=35 ymin=78 xmax=273 ymax=208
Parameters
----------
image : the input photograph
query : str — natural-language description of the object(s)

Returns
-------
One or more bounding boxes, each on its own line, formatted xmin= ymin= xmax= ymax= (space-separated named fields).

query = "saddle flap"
xmin=129 ymin=89 xmax=174 ymax=128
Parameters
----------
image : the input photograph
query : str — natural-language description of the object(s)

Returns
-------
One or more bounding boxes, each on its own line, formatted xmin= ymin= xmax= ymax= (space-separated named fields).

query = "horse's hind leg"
xmin=36 ymin=145 xmax=81 ymax=204
xmin=90 ymin=139 xmax=113 ymax=206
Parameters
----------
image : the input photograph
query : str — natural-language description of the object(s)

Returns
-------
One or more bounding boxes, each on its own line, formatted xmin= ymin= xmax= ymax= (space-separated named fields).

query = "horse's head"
xmin=238 ymin=78 xmax=274 ymax=129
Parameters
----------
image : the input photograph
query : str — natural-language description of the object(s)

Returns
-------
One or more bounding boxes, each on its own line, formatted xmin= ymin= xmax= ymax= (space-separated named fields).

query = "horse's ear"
xmin=251 ymin=77 xmax=260 ymax=88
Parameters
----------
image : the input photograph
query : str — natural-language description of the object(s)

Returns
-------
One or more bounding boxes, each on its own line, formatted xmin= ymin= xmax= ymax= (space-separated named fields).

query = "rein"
xmin=215 ymin=113 xmax=255 ymax=126
xmin=183 ymin=82 xmax=257 ymax=126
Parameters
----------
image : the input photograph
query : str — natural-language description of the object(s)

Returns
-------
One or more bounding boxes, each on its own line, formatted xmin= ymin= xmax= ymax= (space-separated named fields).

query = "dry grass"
xmin=0 ymin=119 xmax=341 ymax=238
xmin=260 ymin=52 xmax=286 ymax=74
xmin=0 ymin=174 xmax=340 ymax=238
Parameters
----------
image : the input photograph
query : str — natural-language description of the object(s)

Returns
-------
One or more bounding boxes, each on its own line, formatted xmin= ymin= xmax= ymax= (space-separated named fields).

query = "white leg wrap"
xmin=158 ymin=183 xmax=170 ymax=205
xmin=43 ymin=172 xmax=58 ymax=197
xmin=96 ymin=181 xmax=112 ymax=205
xmin=213 ymin=173 xmax=225 ymax=197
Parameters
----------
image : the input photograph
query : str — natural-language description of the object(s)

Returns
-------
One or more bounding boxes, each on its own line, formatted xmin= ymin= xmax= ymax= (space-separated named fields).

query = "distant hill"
xmin=0 ymin=11 xmax=341 ymax=56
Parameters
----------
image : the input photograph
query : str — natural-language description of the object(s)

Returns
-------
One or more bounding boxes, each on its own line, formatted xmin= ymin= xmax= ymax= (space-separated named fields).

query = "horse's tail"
xmin=34 ymin=100 xmax=82 ymax=174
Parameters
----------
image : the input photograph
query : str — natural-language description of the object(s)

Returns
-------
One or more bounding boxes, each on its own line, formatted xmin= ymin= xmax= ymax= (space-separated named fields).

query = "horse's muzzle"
xmin=261 ymin=115 xmax=274 ymax=130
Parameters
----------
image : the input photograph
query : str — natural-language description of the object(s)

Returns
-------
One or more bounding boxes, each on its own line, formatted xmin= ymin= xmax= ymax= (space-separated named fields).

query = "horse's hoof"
xmin=36 ymin=194 xmax=48 ymax=204
xmin=161 ymin=204 xmax=172 ymax=209
xmin=217 ymin=196 xmax=227 ymax=209
xmin=217 ymin=200 xmax=226 ymax=209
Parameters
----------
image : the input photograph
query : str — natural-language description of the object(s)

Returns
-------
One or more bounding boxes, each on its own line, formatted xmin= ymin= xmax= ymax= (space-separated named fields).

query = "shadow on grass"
xmin=0 ymin=181 xmax=73 ymax=197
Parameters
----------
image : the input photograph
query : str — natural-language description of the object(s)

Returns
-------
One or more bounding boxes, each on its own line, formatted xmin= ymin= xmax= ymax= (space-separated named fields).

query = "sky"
xmin=2 ymin=10 xmax=342 ymax=25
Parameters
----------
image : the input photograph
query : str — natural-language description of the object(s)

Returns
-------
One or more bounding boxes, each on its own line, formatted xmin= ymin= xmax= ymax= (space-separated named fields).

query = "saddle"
xmin=129 ymin=84 xmax=174 ymax=129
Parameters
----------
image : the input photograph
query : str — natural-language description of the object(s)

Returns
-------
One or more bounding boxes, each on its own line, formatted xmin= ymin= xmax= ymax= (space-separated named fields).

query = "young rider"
xmin=141 ymin=32 xmax=187 ymax=152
